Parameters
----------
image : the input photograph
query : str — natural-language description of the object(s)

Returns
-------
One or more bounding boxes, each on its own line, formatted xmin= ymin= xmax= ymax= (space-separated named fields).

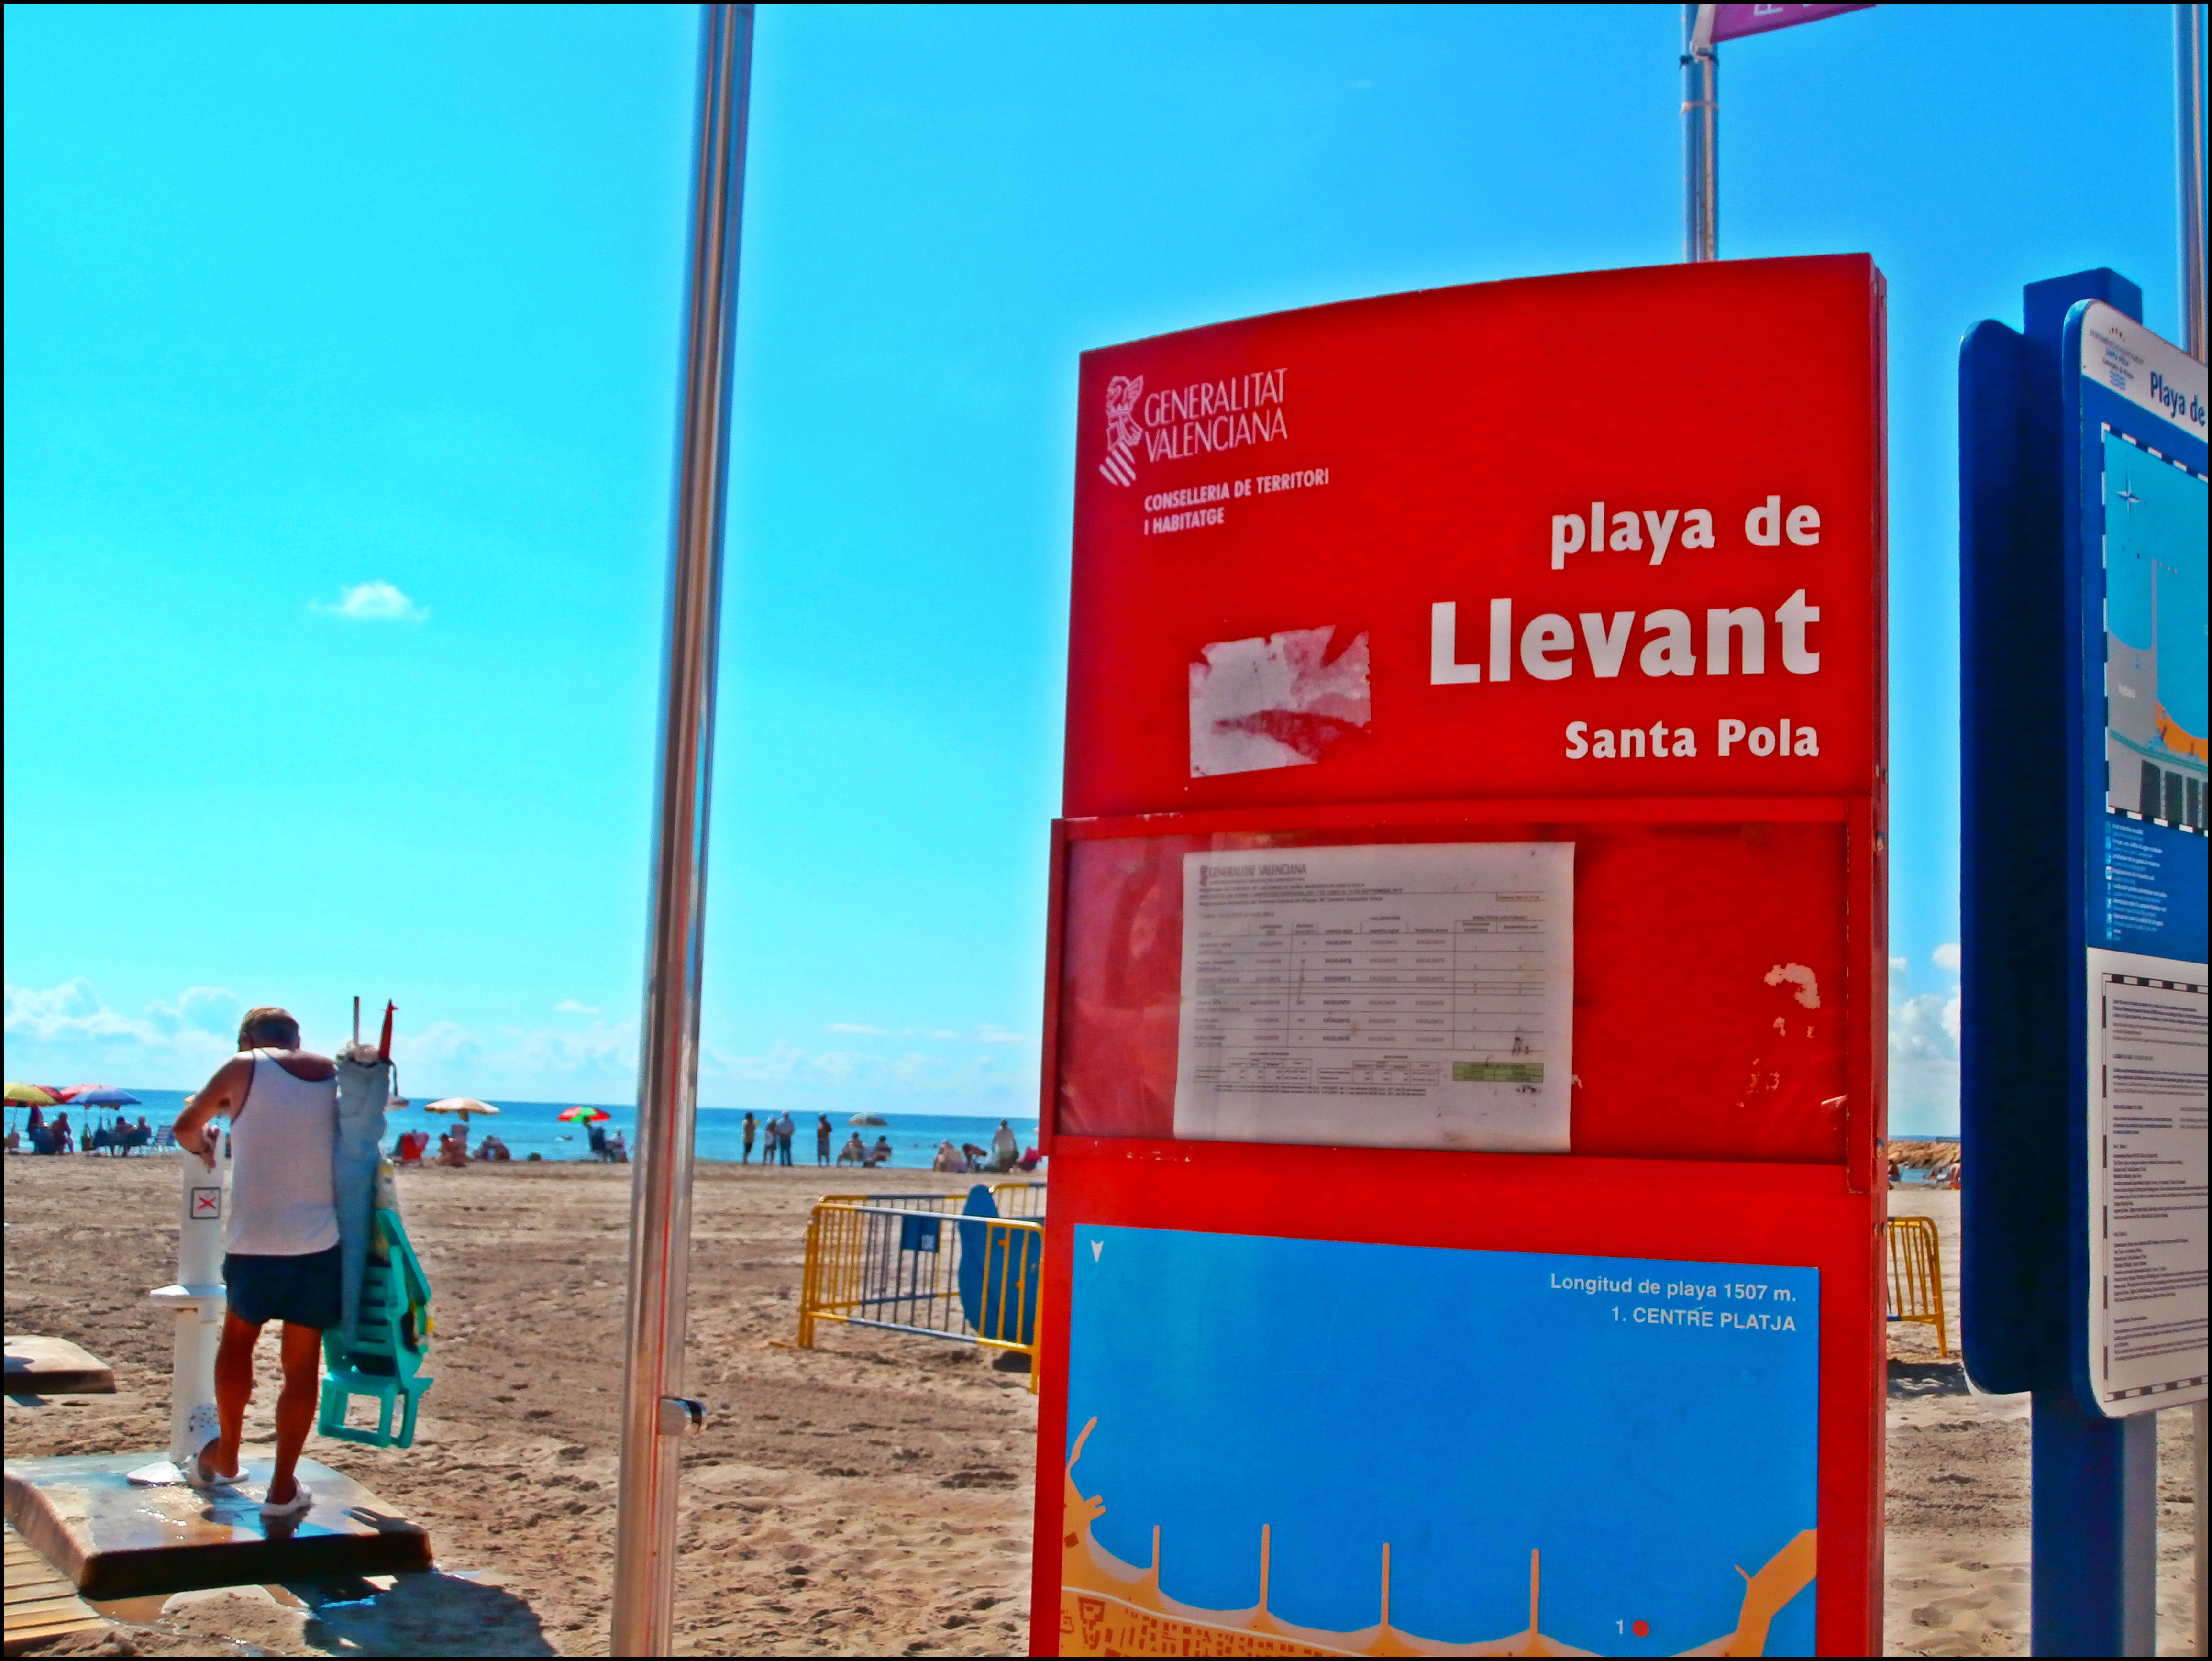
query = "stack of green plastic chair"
xmin=317 ymin=1206 xmax=434 ymax=1448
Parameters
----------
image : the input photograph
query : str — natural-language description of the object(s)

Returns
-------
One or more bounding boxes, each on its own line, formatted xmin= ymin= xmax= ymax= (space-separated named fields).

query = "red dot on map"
xmin=1632 ymin=1619 xmax=1650 ymax=1638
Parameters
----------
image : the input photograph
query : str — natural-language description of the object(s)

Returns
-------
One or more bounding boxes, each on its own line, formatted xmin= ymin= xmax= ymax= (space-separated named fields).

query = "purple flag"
xmin=1710 ymin=3 xmax=1874 ymax=44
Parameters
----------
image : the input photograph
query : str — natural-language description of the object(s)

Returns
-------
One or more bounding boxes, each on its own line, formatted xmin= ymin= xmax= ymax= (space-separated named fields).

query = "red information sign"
xmin=1709 ymin=3 xmax=1874 ymax=45
xmin=1034 ymin=256 xmax=1886 ymax=1658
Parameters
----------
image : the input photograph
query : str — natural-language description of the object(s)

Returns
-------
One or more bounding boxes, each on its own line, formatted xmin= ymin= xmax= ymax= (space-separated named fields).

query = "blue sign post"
xmin=1961 ymin=270 xmax=2209 ymax=1656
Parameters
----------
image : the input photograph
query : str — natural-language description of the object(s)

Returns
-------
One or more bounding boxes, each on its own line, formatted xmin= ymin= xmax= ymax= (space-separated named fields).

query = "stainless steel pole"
xmin=2187 ymin=19 xmax=2210 ymax=1654
xmin=1681 ymin=3 xmax=1719 ymax=262
xmin=609 ymin=5 xmax=753 ymax=1654
xmin=2183 ymin=3 xmax=2207 ymax=362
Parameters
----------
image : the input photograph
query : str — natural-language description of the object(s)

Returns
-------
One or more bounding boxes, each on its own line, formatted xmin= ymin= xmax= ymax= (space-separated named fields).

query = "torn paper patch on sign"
xmin=1188 ymin=625 xmax=1371 ymax=778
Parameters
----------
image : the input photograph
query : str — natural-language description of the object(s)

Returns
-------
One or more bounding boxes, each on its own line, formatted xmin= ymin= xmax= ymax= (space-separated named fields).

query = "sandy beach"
xmin=1881 ymin=1185 xmax=2198 ymax=1657
xmin=4 ymin=1156 xmax=2200 ymax=1657
xmin=6 ymin=1156 xmax=1039 ymax=1657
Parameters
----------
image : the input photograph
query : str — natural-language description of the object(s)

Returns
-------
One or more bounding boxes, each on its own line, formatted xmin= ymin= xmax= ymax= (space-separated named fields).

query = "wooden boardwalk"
xmin=2 ymin=1521 xmax=105 ymax=1655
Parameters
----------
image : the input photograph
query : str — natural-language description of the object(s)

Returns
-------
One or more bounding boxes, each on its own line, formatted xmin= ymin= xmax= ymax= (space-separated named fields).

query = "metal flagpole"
xmin=610 ymin=5 xmax=754 ymax=1654
xmin=1681 ymin=3 xmax=1718 ymax=261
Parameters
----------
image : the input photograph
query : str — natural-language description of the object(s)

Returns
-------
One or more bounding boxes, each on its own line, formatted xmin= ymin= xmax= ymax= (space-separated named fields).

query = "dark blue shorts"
xmin=224 ymin=1244 xmax=342 ymax=1330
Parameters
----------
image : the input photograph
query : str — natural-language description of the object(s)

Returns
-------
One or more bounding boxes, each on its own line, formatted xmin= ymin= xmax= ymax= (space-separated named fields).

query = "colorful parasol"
xmin=4 ymin=1083 xmax=59 ymax=1106
xmin=557 ymin=1105 xmax=611 ymax=1124
xmin=65 ymin=1087 xmax=142 ymax=1107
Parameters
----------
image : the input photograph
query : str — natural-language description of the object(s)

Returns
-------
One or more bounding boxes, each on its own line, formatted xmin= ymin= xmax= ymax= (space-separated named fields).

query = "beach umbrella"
xmin=848 ymin=1113 xmax=887 ymax=1126
xmin=423 ymin=1097 xmax=499 ymax=1128
xmin=557 ymin=1105 xmax=611 ymax=1124
xmin=66 ymin=1087 xmax=141 ymax=1107
xmin=3 ymin=1084 xmax=58 ymax=1106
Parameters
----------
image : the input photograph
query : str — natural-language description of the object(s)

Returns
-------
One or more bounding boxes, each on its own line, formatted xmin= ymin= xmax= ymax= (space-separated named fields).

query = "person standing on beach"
xmin=741 ymin=1112 xmax=757 ymax=1163
xmin=774 ymin=1111 xmax=796 ymax=1167
xmin=170 ymin=1007 xmax=337 ymax=1517
xmin=815 ymin=1115 xmax=831 ymax=1166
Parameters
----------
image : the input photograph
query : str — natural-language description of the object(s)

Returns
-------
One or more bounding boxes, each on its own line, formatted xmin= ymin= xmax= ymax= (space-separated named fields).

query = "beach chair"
xmin=318 ymin=1207 xmax=434 ymax=1448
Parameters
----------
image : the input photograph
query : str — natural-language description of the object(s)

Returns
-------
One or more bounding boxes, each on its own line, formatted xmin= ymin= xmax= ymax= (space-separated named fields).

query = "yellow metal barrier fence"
xmin=798 ymin=1197 xmax=1045 ymax=1390
xmin=817 ymin=1182 xmax=1043 ymax=1216
xmin=1885 ymin=1214 xmax=1949 ymax=1357
xmin=989 ymin=1180 xmax=1047 ymax=1218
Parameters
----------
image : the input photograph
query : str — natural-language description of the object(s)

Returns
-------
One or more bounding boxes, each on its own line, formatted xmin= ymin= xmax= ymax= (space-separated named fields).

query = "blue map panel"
xmin=1064 ymin=1226 xmax=1819 ymax=1658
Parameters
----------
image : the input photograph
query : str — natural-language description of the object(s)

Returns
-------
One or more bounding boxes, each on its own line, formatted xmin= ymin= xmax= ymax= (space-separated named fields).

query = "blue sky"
xmin=3 ymin=4 xmax=2192 ymax=1133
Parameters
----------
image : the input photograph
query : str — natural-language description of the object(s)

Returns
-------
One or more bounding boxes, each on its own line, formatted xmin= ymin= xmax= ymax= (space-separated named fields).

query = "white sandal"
xmin=181 ymin=1403 xmax=232 ymax=1491
xmin=259 ymin=1480 xmax=313 ymax=1518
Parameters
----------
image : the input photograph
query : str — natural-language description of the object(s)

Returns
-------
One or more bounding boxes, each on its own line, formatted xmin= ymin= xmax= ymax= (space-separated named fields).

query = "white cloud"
xmin=1890 ymin=991 xmax=1961 ymax=1062
xmin=373 ymin=1015 xmax=641 ymax=1103
xmin=824 ymin=1020 xmax=1032 ymax=1045
xmin=699 ymin=1035 xmax=1036 ymax=1102
xmin=1890 ymin=1057 xmax=1960 ymax=1136
xmin=312 ymin=581 xmax=428 ymax=623
xmin=401 ymin=1020 xmax=486 ymax=1070
xmin=809 ymin=1052 xmax=861 ymax=1084
xmin=554 ymin=999 xmax=603 ymax=1016
xmin=7 ymin=977 xmax=152 ymax=1043
xmin=147 ymin=986 xmax=246 ymax=1035
xmin=1888 ymin=944 xmax=1963 ymax=1063
xmin=1886 ymin=944 xmax=1963 ymax=1135
xmin=4 ymin=978 xmax=241 ymax=1085
xmin=711 ymin=1041 xmax=807 ymax=1082
xmin=3 ymin=984 xmax=1034 ymax=1112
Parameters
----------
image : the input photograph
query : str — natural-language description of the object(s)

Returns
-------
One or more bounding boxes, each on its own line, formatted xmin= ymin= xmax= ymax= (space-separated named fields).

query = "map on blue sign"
xmin=2101 ymin=427 xmax=2208 ymax=831
xmin=1059 ymin=1227 xmax=1820 ymax=1659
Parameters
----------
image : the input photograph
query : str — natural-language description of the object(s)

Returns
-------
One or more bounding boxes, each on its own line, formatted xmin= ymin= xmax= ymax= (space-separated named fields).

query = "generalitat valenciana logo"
xmin=1099 ymin=375 xmax=1145 ymax=486
xmin=1096 ymin=368 xmax=1290 ymax=487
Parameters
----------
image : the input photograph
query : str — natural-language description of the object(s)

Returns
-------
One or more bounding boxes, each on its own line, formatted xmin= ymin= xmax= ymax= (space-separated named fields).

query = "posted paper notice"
xmin=2087 ymin=948 xmax=2209 ymax=1410
xmin=1173 ymin=842 xmax=1573 ymax=1152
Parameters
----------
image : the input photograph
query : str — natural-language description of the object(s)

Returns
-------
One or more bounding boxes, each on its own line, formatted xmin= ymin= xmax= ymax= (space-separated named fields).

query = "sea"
xmin=8 ymin=1090 xmax=1040 ymax=1172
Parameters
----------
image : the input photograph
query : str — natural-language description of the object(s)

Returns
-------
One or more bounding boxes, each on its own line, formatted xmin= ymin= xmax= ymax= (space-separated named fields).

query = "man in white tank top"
xmin=171 ymin=1006 xmax=339 ymax=1517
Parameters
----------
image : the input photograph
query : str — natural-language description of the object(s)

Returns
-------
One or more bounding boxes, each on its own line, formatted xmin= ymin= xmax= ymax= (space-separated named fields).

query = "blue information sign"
xmin=1959 ymin=269 xmax=2199 ymax=1656
xmin=2059 ymin=302 xmax=2207 ymax=1416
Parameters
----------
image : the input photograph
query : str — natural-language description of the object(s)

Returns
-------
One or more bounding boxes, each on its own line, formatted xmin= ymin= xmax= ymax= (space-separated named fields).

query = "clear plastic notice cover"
xmin=1172 ymin=842 xmax=1573 ymax=1152
xmin=1052 ymin=817 xmax=1852 ymax=1163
